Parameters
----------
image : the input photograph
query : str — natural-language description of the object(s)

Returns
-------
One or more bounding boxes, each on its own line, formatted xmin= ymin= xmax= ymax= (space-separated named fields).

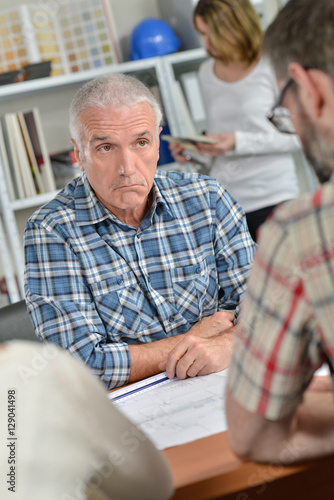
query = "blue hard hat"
xmin=129 ymin=18 xmax=181 ymax=60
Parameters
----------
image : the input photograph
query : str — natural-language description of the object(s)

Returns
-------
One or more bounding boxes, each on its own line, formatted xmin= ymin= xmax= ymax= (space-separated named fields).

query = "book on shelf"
xmin=17 ymin=111 xmax=46 ymax=195
xmin=1 ymin=114 xmax=26 ymax=200
xmin=0 ymin=108 xmax=56 ymax=200
xmin=179 ymin=71 xmax=207 ymax=135
xmin=10 ymin=113 xmax=37 ymax=198
xmin=0 ymin=121 xmax=16 ymax=201
xmin=22 ymin=108 xmax=57 ymax=193
xmin=173 ymin=80 xmax=198 ymax=137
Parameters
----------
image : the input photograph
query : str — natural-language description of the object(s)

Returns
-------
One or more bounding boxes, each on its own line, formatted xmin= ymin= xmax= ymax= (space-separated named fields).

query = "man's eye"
xmin=138 ymin=140 xmax=147 ymax=147
xmin=99 ymin=145 xmax=111 ymax=152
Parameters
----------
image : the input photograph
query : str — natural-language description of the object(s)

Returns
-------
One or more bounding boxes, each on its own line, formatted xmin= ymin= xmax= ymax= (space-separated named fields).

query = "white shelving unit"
xmin=0 ymin=48 xmax=208 ymax=303
xmin=0 ymin=0 xmax=290 ymax=304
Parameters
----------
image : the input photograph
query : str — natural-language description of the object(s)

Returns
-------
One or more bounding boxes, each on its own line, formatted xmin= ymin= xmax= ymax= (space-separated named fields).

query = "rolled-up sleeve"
xmin=24 ymin=220 xmax=131 ymax=389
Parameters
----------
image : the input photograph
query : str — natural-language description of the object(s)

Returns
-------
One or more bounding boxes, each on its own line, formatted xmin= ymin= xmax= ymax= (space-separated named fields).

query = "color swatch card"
xmin=56 ymin=0 xmax=119 ymax=73
xmin=0 ymin=1 xmax=120 ymax=77
xmin=25 ymin=4 xmax=65 ymax=77
xmin=0 ymin=8 xmax=28 ymax=74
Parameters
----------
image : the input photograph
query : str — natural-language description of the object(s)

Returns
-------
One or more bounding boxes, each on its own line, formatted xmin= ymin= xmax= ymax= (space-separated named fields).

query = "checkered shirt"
xmin=228 ymin=175 xmax=334 ymax=419
xmin=24 ymin=170 xmax=254 ymax=388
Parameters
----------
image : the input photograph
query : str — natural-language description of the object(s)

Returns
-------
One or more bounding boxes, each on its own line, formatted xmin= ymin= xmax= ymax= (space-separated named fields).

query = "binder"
xmin=0 ymin=121 xmax=16 ymax=201
xmin=1 ymin=115 xmax=25 ymax=199
xmin=10 ymin=113 xmax=37 ymax=198
xmin=17 ymin=111 xmax=45 ymax=194
xmin=22 ymin=108 xmax=56 ymax=192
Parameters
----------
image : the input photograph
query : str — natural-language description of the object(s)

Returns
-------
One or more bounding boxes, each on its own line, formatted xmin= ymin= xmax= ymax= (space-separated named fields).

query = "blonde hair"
xmin=194 ymin=0 xmax=262 ymax=66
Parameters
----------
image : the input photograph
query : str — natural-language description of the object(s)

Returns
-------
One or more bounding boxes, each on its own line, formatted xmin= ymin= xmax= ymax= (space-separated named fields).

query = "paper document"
xmin=108 ymin=370 xmax=228 ymax=450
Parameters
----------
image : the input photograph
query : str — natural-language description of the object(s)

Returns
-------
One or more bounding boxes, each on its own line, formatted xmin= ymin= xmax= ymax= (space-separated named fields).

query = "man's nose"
xmin=118 ymin=149 xmax=136 ymax=175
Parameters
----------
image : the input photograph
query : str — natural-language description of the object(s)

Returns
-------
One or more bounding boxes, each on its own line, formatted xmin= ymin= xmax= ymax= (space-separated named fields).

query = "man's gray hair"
xmin=263 ymin=0 xmax=334 ymax=80
xmin=69 ymin=73 xmax=163 ymax=145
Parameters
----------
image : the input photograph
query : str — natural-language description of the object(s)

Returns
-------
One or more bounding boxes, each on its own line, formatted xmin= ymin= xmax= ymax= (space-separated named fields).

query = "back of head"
xmin=193 ymin=0 xmax=262 ymax=65
xmin=263 ymin=0 xmax=334 ymax=80
xmin=69 ymin=73 xmax=163 ymax=146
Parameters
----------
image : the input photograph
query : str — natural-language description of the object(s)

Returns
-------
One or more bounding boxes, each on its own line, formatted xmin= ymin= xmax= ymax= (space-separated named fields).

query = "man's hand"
xmin=159 ymin=316 xmax=235 ymax=379
xmin=129 ymin=311 xmax=235 ymax=383
xmin=185 ymin=310 xmax=235 ymax=339
xmin=307 ymin=375 xmax=332 ymax=392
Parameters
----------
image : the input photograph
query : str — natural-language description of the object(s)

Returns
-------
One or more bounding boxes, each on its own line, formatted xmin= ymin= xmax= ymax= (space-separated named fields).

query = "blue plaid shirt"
xmin=24 ymin=170 xmax=254 ymax=388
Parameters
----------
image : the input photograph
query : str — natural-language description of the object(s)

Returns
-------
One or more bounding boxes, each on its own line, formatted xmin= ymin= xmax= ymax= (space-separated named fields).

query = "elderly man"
xmin=227 ymin=0 xmax=334 ymax=463
xmin=24 ymin=73 xmax=254 ymax=388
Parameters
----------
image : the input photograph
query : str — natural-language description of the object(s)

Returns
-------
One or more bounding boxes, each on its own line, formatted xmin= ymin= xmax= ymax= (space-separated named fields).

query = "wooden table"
xmin=110 ymin=383 xmax=334 ymax=499
xmin=163 ymin=430 xmax=334 ymax=500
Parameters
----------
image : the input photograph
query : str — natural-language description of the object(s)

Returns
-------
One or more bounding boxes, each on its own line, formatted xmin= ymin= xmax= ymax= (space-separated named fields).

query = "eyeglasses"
xmin=267 ymin=78 xmax=296 ymax=134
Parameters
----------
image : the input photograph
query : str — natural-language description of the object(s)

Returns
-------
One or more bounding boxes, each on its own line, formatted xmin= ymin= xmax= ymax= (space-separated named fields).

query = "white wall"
xmin=110 ymin=0 xmax=161 ymax=61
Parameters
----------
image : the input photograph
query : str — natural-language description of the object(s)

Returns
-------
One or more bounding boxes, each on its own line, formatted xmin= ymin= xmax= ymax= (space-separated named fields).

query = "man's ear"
xmin=288 ymin=62 xmax=325 ymax=119
xmin=71 ymin=138 xmax=84 ymax=172
xmin=157 ymin=126 xmax=163 ymax=162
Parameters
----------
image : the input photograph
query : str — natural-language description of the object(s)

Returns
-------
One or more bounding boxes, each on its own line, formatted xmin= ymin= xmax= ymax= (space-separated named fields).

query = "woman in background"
xmin=170 ymin=0 xmax=301 ymax=241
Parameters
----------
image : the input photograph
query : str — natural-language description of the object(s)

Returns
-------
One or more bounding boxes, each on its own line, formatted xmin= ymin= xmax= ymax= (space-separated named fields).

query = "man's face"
xmin=73 ymin=102 xmax=161 ymax=223
xmin=282 ymin=80 xmax=334 ymax=184
xmin=292 ymin=100 xmax=334 ymax=184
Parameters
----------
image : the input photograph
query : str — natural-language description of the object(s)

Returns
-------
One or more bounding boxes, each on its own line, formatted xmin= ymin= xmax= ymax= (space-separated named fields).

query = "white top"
xmin=0 ymin=341 xmax=173 ymax=500
xmin=198 ymin=57 xmax=302 ymax=213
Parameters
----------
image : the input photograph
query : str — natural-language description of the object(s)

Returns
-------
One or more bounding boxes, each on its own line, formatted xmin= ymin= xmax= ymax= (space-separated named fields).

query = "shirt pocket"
xmin=89 ymin=271 xmax=159 ymax=340
xmin=170 ymin=255 xmax=218 ymax=323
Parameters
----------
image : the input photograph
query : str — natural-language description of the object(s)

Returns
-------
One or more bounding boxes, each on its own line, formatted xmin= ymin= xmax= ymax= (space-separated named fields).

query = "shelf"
xmin=10 ymin=191 xmax=60 ymax=211
xmin=164 ymin=48 xmax=207 ymax=66
xmin=0 ymin=46 xmax=206 ymax=303
xmin=0 ymin=59 xmax=157 ymax=100
xmin=0 ymin=50 xmax=205 ymax=100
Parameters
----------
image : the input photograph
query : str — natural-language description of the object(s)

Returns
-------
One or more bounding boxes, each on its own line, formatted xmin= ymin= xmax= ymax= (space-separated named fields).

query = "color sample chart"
xmin=0 ymin=8 xmax=28 ymax=74
xmin=0 ymin=1 xmax=120 ymax=77
xmin=57 ymin=0 xmax=117 ymax=73
xmin=27 ymin=5 xmax=65 ymax=77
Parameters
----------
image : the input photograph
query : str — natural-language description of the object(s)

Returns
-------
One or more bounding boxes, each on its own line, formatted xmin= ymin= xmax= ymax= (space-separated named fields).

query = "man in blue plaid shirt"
xmin=24 ymin=73 xmax=255 ymax=389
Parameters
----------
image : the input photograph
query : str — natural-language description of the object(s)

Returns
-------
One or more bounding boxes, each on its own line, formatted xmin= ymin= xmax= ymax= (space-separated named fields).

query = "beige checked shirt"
xmin=228 ymin=174 xmax=334 ymax=420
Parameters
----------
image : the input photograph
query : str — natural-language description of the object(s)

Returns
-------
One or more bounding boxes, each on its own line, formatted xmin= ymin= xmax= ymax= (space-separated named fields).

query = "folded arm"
xmin=226 ymin=387 xmax=334 ymax=464
xmin=129 ymin=311 xmax=235 ymax=382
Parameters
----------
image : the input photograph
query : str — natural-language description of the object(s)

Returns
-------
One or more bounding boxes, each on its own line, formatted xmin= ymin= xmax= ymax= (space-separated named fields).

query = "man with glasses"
xmin=226 ymin=0 xmax=334 ymax=463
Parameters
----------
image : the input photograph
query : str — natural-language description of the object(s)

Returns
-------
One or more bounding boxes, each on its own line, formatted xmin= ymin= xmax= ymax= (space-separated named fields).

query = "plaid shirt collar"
xmin=73 ymin=172 xmax=175 ymax=228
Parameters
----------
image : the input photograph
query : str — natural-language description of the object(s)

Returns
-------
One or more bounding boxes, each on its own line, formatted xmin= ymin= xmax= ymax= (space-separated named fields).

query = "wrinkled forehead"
xmin=78 ymin=102 xmax=158 ymax=143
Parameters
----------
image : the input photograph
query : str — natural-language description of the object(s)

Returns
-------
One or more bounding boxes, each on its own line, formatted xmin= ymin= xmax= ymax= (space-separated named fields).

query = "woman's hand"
xmin=196 ymin=132 xmax=236 ymax=156
xmin=168 ymin=142 xmax=191 ymax=164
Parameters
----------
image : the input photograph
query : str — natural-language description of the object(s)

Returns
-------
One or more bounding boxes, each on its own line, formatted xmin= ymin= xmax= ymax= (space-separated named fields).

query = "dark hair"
xmin=193 ymin=0 xmax=262 ymax=65
xmin=263 ymin=0 xmax=334 ymax=80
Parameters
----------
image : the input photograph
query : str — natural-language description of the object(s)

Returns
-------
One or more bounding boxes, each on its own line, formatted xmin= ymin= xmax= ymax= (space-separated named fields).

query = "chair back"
xmin=0 ymin=300 xmax=39 ymax=342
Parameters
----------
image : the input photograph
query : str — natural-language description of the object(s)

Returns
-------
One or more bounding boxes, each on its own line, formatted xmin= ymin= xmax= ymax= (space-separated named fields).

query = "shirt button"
xmin=196 ymin=267 xmax=201 ymax=274
xmin=117 ymin=279 xmax=124 ymax=285
xmin=147 ymin=277 xmax=151 ymax=283
xmin=169 ymin=317 xmax=174 ymax=323
xmin=137 ymin=234 xmax=141 ymax=239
